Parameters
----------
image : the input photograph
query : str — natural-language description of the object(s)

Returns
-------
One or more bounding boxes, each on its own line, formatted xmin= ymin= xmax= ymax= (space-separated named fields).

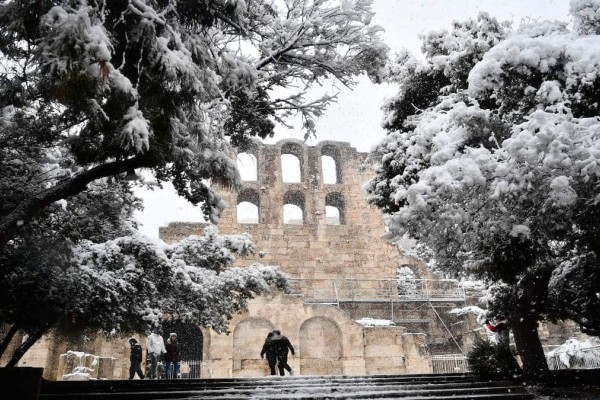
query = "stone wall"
xmin=200 ymin=295 xmax=432 ymax=378
xmin=160 ymin=139 xmax=430 ymax=283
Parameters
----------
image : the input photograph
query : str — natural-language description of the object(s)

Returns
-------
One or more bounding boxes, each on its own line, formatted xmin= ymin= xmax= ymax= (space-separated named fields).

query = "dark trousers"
xmin=267 ymin=356 xmax=277 ymax=375
xmin=129 ymin=361 xmax=144 ymax=379
xmin=276 ymin=354 xmax=292 ymax=376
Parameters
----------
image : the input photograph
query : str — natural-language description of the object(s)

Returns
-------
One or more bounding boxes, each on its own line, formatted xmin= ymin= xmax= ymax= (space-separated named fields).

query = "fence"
xmin=432 ymin=354 xmax=470 ymax=373
xmin=546 ymin=346 xmax=600 ymax=370
xmin=288 ymin=279 xmax=466 ymax=304
xmin=158 ymin=360 xmax=202 ymax=379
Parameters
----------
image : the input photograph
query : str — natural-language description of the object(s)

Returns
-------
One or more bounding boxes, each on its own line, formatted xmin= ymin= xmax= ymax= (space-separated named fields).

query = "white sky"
xmin=134 ymin=0 xmax=572 ymax=238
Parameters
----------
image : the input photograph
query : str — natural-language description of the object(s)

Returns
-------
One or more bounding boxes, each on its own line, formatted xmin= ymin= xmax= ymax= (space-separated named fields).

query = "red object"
xmin=486 ymin=321 xmax=508 ymax=333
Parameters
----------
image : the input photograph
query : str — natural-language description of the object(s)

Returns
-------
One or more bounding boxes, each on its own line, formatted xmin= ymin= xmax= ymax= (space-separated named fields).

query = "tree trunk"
xmin=510 ymin=266 xmax=553 ymax=384
xmin=511 ymin=310 xmax=548 ymax=383
xmin=0 ymin=324 xmax=19 ymax=359
xmin=6 ymin=329 xmax=46 ymax=368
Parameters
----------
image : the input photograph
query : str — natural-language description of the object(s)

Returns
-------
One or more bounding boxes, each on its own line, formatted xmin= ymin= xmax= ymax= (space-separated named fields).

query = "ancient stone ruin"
xmin=159 ymin=139 xmax=477 ymax=377
xmin=6 ymin=139 xmax=580 ymax=379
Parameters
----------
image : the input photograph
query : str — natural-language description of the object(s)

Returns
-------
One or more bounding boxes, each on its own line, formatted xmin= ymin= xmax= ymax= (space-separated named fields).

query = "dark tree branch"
xmin=0 ymin=156 xmax=152 ymax=249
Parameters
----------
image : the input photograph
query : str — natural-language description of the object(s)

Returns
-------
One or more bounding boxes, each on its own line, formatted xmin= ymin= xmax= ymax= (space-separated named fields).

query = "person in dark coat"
xmin=260 ymin=331 xmax=277 ymax=375
xmin=269 ymin=330 xmax=295 ymax=376
xmin=164 ymin=333 xmax=180 ymax=379
xmin=128 ymin=338 xmax=145 ymax=380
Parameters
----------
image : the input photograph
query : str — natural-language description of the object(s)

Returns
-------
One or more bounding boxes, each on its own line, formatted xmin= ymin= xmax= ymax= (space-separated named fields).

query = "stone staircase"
xmin=39 ymin=373 xmax=533 ymax=399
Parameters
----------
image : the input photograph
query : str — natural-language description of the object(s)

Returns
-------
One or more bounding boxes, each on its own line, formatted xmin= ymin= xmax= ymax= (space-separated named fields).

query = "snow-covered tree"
xmin=0 ymin=190 xmax=287 ymax=367
xmin=366 ymin=3 xmax=600 ymax=383
xmin=0 ymin=0 xmax=388 ymax=247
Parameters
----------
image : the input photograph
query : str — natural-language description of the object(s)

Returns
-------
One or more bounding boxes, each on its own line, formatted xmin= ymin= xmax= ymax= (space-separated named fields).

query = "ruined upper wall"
xmin=160 ymin=139 xmax=429 ymax=282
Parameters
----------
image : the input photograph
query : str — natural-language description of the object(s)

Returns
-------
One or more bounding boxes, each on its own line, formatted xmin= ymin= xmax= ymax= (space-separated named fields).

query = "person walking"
xmin=146 ymin=327 xmax=166 ymax=379
xmin=269 ymin=330 xmax=295 ymax=376
xmin=164 ymin=332 xmax=180 ymax=379
xmin=485 ymin=315 xmax=510 ymax=348
xmin=260 ymin=331 xmax=277 ymax=375
xmin=128 ymin=338 xmax=145 ymax=380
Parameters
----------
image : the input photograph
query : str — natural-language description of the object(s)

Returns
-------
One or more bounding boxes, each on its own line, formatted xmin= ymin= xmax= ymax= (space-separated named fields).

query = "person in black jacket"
xmin=128 ymin=338 xmax=145 ymax=379
xmin=260 ymin=331 xmax=277 ymax=375
xmin=269 ymin=330 xmax=295 ymax=376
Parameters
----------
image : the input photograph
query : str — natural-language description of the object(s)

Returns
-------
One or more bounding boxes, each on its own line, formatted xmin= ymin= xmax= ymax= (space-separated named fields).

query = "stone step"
xmin=39 ymin=373 xmax=533 ymax=400
xmin=41 ymin=373 xmax=472 ymax=390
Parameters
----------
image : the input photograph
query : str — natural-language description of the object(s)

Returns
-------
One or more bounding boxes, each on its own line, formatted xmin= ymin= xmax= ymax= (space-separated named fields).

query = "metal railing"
xmin=432 ymin=354 xmax=470 ymax=373
xmin=546 ymin=346 xmax=600 ymax=370
xmin=288 ymin=278 xmax=466 ymax=304
xmin=154 ymin=360 xmax=202 ymax=379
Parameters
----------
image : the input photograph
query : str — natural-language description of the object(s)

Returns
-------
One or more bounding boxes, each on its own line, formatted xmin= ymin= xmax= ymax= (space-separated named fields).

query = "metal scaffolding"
xmin=288 ymin=278 xmax=466 ymax=304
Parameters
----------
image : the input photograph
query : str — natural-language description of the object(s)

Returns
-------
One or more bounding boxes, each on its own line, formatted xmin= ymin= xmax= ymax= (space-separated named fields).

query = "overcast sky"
xmin=134 ymin=0 xmax=572 ymax=238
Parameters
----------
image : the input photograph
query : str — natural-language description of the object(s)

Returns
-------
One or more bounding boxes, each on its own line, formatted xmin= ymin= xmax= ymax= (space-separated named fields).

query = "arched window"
xmin=237 ymin=152 xmax=258 ymax=181
xmin=237 ymin=202 xmax=259 ymax=224
xmin=325 ymin=192 xmax=345 ymax=225
xmin=321 ymin=155 xmax=337 ymax=184
xmin=283 ymin=190 xmax=305 ymax=225
xmin=325 ymin=206 xmax=340 ymax=225
xmin=237 ymin=189 xmax=260 ymax=224
xmin=283 ymin=204 xmax=303 ymax=224
xmin=321 ymin=145 xmax=342 ymax=183
xmin=281 ymin=142 xmax=304 ymax=183
xmin=281 ymin=154 xmax=301 ymax=183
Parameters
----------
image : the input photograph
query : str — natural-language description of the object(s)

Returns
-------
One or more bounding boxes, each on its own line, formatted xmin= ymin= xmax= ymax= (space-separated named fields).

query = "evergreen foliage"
xmin=467 ymin=340 xmax=522 ymax=381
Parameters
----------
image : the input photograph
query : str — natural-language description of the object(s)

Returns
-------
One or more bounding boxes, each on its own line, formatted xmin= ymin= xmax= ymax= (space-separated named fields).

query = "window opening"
xmin=281 ymin=154 xmax=301 ymax=183
xmin=325 ymin=206 xmax=340 ymax=225
xmin=237 ymin=201 xmax=259 ymax=224
xmin=237 ymin=152 xmax=258 ymax=181
xmin=321 ymin=155 xmax=337 ymax=184
xmin=283 ymin=204 xmax=303 ymax=224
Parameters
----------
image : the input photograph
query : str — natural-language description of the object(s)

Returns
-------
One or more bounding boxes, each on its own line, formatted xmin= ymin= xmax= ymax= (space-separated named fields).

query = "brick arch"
xmin=236 ymin=151 xmax=258 ymax=181
xmin=283 ymin=190 xmax=306 ymax=224
xmin=325 ymin=192 xmax=345 ymax=225
xmin=232 ymin=318 xmax=275 ymax=377
xmin=280 ymin=141 xmax=305 ymax=182
xmin=320 ymin=144 xmax=342 ymax=184
xmin=236 ymin=187 xmax=261 ymax=224
xmin=299 ymin=316 xmax=343 ymax=375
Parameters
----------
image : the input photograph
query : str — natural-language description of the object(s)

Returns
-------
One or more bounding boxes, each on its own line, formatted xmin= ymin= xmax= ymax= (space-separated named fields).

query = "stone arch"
xmin=283 ymin=190 xmax=305 ymax=225
xmin=281 ymin=141 xmax=304 ymax=183
xmin=236 ymin=151 xmax=258 ymax=181
xmin=232 ymin=318 xmax=275 ymax=377
xmin=321 ymin=144 xmax=342 ymax=184
xmin=237 ymin=188 xmax=260 ymax=224
xmin=299 ymin=317 xmax=343 ymax=375
xmin=325 ymin=192 xmax=345 ymax=225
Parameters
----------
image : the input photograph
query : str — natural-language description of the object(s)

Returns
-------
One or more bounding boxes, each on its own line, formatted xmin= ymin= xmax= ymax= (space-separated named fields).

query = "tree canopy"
xmin=366 ymin=1 xmax=600 ymax=382
xmin=0 ymin=0 xmax=389 ymax=364
xmin=0 ymin=0 xmax=388 ymax=246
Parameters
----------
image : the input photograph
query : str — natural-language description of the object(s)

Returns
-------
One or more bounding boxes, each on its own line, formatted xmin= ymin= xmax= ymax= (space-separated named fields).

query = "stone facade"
xmin=158 ymin=139 xmax=462 ymax=377
xmin=7 ymin=139 xmax=583 ymax=379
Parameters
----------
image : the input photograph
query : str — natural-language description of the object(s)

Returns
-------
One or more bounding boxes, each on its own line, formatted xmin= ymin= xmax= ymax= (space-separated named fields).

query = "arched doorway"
xmin=161 ymin=320 xmax=203 ymax=378
xmin=232 ymin=318 xmax=274 ymax=377
xmin=299 ymin=317 xmax=343 ymax=375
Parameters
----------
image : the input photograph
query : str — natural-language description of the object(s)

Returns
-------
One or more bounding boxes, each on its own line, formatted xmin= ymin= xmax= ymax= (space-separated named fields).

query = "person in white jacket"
xmin=146 ymin=327 xmax=166 ymax=379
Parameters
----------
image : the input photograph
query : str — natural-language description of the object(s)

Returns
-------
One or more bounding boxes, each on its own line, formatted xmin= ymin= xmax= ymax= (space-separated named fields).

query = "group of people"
xmin=128 ymin=328 xmax=180 ymax=380
xmin=260 ymin=330 xmax=295 ymax=376
xmin=129 ymin=320 xmax=507 ymax=380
